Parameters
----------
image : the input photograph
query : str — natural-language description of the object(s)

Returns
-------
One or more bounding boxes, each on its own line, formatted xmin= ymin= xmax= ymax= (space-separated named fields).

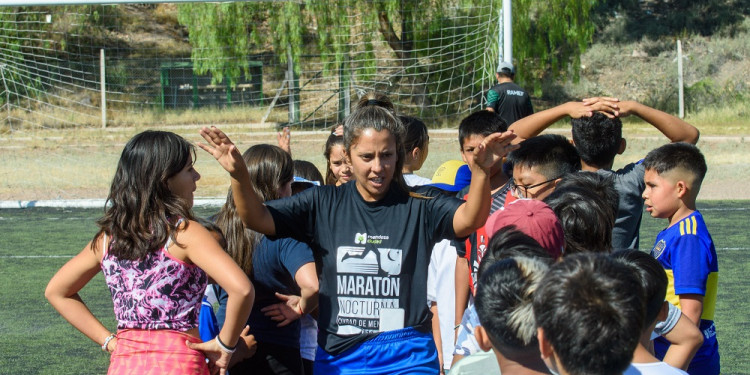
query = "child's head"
xmin=243 ymin=144 xmax=294 ymax=201
xmin=458 ymin=110 xmax=508 ymax=162
xmin=99 ymin=130 xmax=199 ymax=259
xmin=324 ymin=127 xmax=352 ymax=186
xmin=642 ymin=142 xmax=707 ymax=219
xmin=485 ymin=199 xmax=565 ymax=259
xmin=475 ymin=256 xmax=549 ymax=359
xmin=533 ymin=253 xmax=645 ymax=375
xmin=292 ymin=160 xmax=324 ymax=195
xmin=555 ymin=171 xmax=619 ymax=221
xmin=507 ymin=134 xmax=580 ymax=200
xmin=571 ymin=112 xmax=624 ymax=168
xmin=544 ymin=186 xmax=614 ymax=255
xmin=611 ymin=249 xmax=668 ymax=330
xmin=480 ymin=227 xmax=555 ymax=279
xmin=343 ymin=103 xmax=407 ymax=201
xmin=400 ymin=115 xmax=429 ymax=172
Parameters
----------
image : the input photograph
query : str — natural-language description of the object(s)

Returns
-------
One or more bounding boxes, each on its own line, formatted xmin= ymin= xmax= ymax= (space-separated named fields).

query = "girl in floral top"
xmin=45 ymin=130 xmax=254 ymax=375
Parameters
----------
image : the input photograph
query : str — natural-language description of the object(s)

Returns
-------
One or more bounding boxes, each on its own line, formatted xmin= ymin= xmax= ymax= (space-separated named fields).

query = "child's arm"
xmin=453 ymin=130 xmax=518 ymax=237
xmin=261 ymin=263 xmax=319 ymax=327
xmin=661 ymin=309 xmax=704 ymax=370
xmin=198 ymin=126 xmax=277 ymax=236
xmin=45 ymin=241 xmax=119 ymax=353
xmin=182 ymin=222 xmax=254 ymax=374
xmin=430 ymin=302 xmax=444 ymax=372
xmin=454 ymin=257 xmax=470 ymax=332
xmin=508 ymin=98 xmax=621 ymax=142
xmin=613 ymin=100 xmax=700 ymax=144
xmin=678 ymin=294 xmax=704 ymax=326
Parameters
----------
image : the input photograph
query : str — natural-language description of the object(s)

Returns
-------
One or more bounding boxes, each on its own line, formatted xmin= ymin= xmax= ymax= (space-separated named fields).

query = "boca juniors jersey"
xmin=651 ymin=211 xmax=719 ymax=375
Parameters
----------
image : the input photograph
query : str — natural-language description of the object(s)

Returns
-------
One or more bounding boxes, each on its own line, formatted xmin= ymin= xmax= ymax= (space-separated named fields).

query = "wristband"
xmin=101 ymin=333 xmax=116 ymax=352
xmin=216 ymin=335 xmax=236 ymax=354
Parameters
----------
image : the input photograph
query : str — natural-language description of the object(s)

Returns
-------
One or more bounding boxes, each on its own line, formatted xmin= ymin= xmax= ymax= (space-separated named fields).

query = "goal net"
xmin=0 ymin=1 xmax=501 ymax=131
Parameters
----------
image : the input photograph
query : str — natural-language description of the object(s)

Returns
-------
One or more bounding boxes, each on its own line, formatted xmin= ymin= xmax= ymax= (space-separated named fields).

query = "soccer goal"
xmin=0 ymin=0 xmax=502 ymax=131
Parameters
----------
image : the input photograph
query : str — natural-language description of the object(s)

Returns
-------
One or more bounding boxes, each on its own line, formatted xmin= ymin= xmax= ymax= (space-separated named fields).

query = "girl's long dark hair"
xmin=93 ymin=130 xmax=196 ymax=260
xmin=214 ymin=144 xmax=293 ymax=276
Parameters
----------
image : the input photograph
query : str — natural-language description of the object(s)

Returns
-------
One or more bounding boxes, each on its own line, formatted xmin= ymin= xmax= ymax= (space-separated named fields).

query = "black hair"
xmin=458 ymin=110 xmax=508 ymax=148
xmin=544 ymin=186 xmax=614 ymax=255
xmin=476 ymin=256 xmax=548 ymax=357
xmin=571 ymin=112 xmax=623 ymax=168
xmin=292 ymin=159 xmax=324 ymax=195
xmin=643 ymin=142 xmax=707 ymax=187
xmin=94 ymin=130 xmax=196 ymax=260
xmin=611 ymin=249 xmax=668 ymax=327
xmin=479 ymin=225 xmax=554 ymax=278
xmin=399 ymin=115 xmax=429 ymax=155
xmin=507 ymin=134 xmax=581 ymax=180
xmin=533 ymin=253 xmax=645 ymax=375
xmin=556 ymin=171 xmax=619 ymax=222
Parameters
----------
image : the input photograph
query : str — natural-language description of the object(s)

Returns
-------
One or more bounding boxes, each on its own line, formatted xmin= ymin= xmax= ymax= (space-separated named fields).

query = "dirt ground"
xmin=1 ymin=126 xmax=748 ymax=201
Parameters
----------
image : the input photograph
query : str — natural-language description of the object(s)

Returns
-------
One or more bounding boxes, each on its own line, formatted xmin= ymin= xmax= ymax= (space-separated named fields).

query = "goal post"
xmin=0 ymin=0 xmax=501 ymax=131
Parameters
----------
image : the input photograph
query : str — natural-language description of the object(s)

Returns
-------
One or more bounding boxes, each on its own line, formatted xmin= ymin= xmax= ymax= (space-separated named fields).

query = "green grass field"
xmin=0 ymin=203 xmax=748 ymax=374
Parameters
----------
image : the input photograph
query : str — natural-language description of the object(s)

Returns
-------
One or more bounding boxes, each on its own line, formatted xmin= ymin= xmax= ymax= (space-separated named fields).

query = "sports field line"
xmin=2 ymin=247 xmax=748 ymax=259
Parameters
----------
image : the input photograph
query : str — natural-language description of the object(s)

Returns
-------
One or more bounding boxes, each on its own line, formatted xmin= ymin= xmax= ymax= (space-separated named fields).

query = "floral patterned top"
xmin=101 ymin=228 xmax=207 ymax=331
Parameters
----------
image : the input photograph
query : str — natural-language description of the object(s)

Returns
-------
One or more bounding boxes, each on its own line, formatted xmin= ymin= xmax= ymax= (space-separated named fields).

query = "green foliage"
xmin=176 ymin=0 xmax=599 ymax=95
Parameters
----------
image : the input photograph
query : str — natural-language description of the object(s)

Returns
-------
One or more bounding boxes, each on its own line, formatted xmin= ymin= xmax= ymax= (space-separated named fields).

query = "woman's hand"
xmin=261 ymin=293 xmax=303 ymax=327
xmin=197 ymin=126 xmax=246 ymax=176
xmin=472 ymin=130 xmax=518 ymax=174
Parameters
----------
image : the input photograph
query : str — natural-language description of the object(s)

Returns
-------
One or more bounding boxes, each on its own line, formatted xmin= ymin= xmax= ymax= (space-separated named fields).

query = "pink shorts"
xmin=108 ymin=329 xmax=209 ymax=375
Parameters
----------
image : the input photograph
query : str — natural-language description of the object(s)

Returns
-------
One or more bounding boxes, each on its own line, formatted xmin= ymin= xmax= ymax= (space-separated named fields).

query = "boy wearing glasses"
xmin=508 ymin=98 xmax=699 ymax=249
xmin=505 ymin=133 xmax=580 ymax=200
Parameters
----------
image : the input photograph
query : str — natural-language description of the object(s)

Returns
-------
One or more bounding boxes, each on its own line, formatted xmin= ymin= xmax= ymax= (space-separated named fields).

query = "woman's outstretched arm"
xmin=198 ymin=126 xmax=276 ymax=236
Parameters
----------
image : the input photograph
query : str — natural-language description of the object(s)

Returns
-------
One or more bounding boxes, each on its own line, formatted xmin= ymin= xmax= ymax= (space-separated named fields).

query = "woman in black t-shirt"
xmin=199 ymin=100 xmax=518 ymax=374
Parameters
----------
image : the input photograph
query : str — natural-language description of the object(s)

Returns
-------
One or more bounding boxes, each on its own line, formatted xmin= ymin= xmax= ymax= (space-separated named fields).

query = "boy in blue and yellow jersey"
xmin=642 ymin=143 xmax=719 ymax=375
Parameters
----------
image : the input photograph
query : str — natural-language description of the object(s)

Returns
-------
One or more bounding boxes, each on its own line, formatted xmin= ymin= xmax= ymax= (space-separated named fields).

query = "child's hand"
xmin=574 ymin=97 xmax=620 ymax=118
xmin=277 ymin=126 xmax=291 ymax=154
xmin=228 ymin=325 xmax=257 ymax=367
xmin=261 ymin=292 xmax=302 ymax=327
xmin=197 ymin=126 xmax=246 ymax=176
xmin=472 ymin=130 xmax=518 ymax=174
xmin=612 ymin=100 xmax=637 ymax=118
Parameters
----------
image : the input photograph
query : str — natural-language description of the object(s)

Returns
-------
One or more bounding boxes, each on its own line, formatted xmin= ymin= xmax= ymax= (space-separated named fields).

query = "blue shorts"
xmin=314 ymin=327 xmax=439 ymax=375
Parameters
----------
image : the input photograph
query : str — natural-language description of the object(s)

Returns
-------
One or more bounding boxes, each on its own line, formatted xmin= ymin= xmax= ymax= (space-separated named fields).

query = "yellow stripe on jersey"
xmin=664 ymin=269 xmax=681 ymax=308
xmin=702 ymin=272 xmax=718 ymax=320
xmin=679 ymin=221 xmax=685 ymax=236
xmin=664 ymin=269 xmax=718 ymax=321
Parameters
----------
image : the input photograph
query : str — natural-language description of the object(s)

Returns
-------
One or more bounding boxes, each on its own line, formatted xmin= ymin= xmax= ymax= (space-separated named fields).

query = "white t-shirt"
xmin=624 ymin=362 xmax=689 ymax=375
xmin=404 ymin=173 xmax=432 ymax=187
xmin=427 ymin=239 xmax=457 ymax=370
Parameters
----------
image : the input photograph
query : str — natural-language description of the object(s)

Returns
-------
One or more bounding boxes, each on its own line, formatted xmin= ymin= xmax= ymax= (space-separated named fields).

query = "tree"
xmin=177 ymin=0 xmax=599 ymax=97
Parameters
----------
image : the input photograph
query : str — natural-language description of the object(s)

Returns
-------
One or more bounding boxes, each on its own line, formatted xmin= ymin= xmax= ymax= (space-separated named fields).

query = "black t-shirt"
xmin=486 ymin=81 xmax=534 ymax=126
xmin=266 ymin=181 xmax=462 ymax=355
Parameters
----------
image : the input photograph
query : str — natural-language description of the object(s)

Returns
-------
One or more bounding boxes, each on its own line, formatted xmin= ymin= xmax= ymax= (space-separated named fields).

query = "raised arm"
xmin=614 ymin=100 xmax=700 ymax=144
xmin=453 ymin=130 xmax=518 ymax=237
xmin=508 ymin=98 xmax=621 ymax=142
xmin=198 ymin=126 xmax=277 ymax=236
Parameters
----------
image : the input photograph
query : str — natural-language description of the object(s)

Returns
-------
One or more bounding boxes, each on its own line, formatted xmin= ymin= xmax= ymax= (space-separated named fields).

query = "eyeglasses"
xmin=510 ymin=177 xmax=559 ymax=198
